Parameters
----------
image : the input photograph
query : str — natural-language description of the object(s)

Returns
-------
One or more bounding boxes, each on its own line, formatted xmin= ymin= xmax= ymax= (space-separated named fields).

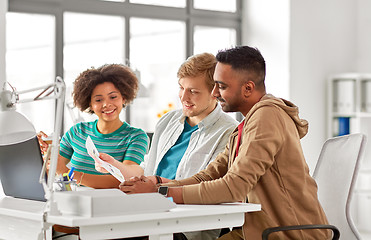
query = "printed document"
xmin=86 ymin=136 xmax=125 ymax=182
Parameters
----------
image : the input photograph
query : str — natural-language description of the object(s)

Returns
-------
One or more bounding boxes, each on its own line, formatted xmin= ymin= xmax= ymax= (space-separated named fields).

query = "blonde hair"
xmin=177 ymin=53 xmax=217 ymax=92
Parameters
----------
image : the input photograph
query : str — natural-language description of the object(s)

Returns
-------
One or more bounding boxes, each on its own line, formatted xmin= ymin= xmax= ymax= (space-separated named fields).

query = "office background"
xmin=1 ymin=0 xmax=371 ymax=237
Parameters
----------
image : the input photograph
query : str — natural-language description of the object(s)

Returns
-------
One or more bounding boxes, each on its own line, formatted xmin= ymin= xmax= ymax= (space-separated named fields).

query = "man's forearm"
xmin=168 ymin=186 xmax=184 ymax=204
xmin=164 ymin=176 xmax=200 ymax=187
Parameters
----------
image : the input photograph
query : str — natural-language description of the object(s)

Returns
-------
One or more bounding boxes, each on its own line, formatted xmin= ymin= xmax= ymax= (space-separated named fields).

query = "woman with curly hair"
xmin=39 ymin=64 xmax=149 ymax=188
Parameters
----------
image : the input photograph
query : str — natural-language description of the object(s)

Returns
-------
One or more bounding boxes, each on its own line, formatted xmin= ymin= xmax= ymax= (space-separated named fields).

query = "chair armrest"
xmin=262 ymin=224 xmax=340 ymax=240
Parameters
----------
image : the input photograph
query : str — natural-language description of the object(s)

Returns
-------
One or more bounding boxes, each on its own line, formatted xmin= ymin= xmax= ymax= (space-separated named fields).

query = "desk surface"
xmin=0 ymin=196 xmax=261 ymax=240
xmin=48 ymin=202 xmax=260 ymax=226
xmin=0 ymin=196 xmax=45 ymax=221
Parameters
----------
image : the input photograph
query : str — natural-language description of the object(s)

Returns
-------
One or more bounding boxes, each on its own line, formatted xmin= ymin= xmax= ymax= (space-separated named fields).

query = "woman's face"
xmin=90 ymin=82 xmax=125 ymax=123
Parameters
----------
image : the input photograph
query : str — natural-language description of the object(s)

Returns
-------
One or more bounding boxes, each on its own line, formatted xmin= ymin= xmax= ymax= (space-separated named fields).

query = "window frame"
xmin=8 ymin=0 xmax=242 ymax=127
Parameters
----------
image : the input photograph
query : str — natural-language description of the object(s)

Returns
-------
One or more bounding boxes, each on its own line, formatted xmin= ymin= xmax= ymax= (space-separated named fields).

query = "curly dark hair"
xmin=73 ymin=64 xmax=138 ymax=114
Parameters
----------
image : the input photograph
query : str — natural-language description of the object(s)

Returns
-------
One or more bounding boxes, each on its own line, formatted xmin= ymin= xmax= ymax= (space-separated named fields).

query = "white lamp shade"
xmin=0 ymin=110 xmax=36 ymax=146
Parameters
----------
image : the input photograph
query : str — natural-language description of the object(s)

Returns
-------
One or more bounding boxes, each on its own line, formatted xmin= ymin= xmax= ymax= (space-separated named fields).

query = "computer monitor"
xmin=0 ymin=136 xmax=46 ymax=201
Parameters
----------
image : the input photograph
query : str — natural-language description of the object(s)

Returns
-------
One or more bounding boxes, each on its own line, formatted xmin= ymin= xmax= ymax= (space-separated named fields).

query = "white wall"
xmin=0 ymin=0 xmax=6 ymax=89
xmin=357 ymin=0 xmax=371 ymax=72
xmin=290 ymin=0 xmax=358 ymax=171
xmin=242 ymin=0 xmax=364 ymax=172
xmin=242 ymin=0 xmax=290 ymax=99
xmin=0 ymin=0 xmax=7 ymax=198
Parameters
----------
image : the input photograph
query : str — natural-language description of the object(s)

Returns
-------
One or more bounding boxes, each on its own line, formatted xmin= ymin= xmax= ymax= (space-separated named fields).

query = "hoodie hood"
xmin=246 ymin=94 xmax=309 ymax=139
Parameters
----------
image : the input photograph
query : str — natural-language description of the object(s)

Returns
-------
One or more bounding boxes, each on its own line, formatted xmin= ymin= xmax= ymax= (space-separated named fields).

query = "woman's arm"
xmin=56 ymin=154 xmax=126 ymax=189
xmin=73 ymin=171 xmax=121 ymax=189
xmin=56 ymin=155 xmax=70 ymax=175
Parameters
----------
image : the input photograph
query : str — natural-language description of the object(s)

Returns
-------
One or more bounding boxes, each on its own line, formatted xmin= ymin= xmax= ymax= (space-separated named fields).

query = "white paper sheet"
xmin=85 ymin=136 xmax=125 ymax=182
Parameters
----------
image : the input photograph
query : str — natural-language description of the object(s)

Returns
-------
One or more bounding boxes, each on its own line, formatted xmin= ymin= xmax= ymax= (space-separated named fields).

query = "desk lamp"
xmin=0 ymin=76 xmax=65 ymax=214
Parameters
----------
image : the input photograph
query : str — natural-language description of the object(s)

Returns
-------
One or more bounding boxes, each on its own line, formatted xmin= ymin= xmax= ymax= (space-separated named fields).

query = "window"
xmin=129 ymin=0 xmax=185 ymax=8
xmin=193 ymin=0 xmax=237 ymax=12
xmin=63 ymin=12 xmax=125 ymax=129
xmin=193 ymin=25 xmax=237 ymax=119
xmin=102 ymin=0 xmax=125 ymax=2
xmin=8 ymin=0 xmax=242 ymax=133
xmin=6 ymin=12 xmax=55 ymax=133
xmin=130 ymin=18 xmax=185 ymax=132
xmin=194 ymin=26 xmax=236 ymax=55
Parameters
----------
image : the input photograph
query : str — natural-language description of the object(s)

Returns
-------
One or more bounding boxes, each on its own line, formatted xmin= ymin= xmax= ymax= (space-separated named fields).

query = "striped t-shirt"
xmin=60 ymin=120 xmax=149 ymax=175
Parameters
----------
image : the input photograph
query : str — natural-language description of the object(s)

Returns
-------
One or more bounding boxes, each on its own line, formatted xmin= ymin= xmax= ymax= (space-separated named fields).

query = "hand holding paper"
xmin=96 ymin=152 xmax=119 ymax=173
xmin=85 ymin=136 xmax=125 ymax=182
xmin=95 ymin=156 xmax=109 ymax=174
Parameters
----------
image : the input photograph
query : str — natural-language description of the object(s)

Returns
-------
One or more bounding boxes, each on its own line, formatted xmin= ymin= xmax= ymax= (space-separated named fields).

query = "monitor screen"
xmin=0 ymin=136 xmax=46 ymax=201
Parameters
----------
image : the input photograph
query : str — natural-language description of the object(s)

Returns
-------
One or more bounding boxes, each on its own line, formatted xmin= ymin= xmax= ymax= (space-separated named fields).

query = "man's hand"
xmin=119 ymin=175 xmax=157 ymax=194
xmin=95 ymin=152 xmax=116 ymax=173
xmin=146 ymin=175 xmax=157 ymax=184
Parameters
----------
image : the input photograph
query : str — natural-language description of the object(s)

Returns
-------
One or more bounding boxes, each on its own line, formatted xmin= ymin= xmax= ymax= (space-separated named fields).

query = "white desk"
xmin=0 ymin=197 xmax=48 ymax=240
xmin=0 ymin=196 xmax=261 ymax=240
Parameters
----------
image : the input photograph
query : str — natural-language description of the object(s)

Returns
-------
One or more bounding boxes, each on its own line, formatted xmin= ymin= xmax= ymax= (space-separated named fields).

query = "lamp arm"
xmin=11 ymin=78 xmax=65 ymax=105
xmin=46 ymin=77 xmax=65 ymax=194
xmin=32 ymin=77 xmax=65 ymax=201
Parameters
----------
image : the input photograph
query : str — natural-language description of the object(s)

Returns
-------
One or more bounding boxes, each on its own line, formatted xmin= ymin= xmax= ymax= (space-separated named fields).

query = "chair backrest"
xmin=313 ymin=133 xmax=366 ymax=240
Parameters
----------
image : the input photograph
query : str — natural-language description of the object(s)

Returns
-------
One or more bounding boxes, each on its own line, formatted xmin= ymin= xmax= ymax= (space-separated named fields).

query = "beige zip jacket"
xmin=168 ymin=94 xmax=329 ymax=240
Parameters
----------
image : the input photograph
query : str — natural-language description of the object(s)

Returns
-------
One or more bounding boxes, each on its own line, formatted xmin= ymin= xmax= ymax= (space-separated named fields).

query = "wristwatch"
xmin=158 ymin=186 xmax=168 ymax=197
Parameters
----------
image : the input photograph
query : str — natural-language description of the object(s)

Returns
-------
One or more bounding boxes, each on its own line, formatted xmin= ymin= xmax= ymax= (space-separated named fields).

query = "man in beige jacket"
xmin=121 ymin=46 xmax=329 ymax=240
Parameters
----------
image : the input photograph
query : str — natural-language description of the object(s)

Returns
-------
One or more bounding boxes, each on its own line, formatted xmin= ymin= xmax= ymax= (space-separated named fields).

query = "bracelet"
xmin=155 ymin=175 xmax=162 ymax=184
xmin=78 ymin=172 xmax=84 ymax=186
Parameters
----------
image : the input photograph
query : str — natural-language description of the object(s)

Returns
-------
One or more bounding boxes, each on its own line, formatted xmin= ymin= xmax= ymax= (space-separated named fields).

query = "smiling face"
xmin=212 ymin=63 xmax=245 ymax=114
xmin=90 ymin=82 xmax=125 ymax=124
xmin=178 ymin=74 xmax=217 ymax=126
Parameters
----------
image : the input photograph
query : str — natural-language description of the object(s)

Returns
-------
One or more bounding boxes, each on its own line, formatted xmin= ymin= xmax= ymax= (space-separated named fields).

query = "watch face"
xmin=158 ymin=186 xmax=168 ymax=196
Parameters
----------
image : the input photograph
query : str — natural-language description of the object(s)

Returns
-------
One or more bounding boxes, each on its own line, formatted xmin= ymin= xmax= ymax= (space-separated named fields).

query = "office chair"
xmin=262 ymin=133 xmax=366 ymax=240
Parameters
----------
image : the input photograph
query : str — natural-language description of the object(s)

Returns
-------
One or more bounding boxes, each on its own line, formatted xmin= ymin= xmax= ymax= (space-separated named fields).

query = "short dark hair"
xmin=216 ymin=46 xmax=266 ymax=87
xmin=73 ymin=64 xmax=138 ymax=113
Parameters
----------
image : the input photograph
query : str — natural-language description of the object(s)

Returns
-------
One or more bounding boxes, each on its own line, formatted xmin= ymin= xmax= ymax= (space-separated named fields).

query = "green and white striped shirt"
xmin=60 ymin=120 xmax=149 ymax=175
